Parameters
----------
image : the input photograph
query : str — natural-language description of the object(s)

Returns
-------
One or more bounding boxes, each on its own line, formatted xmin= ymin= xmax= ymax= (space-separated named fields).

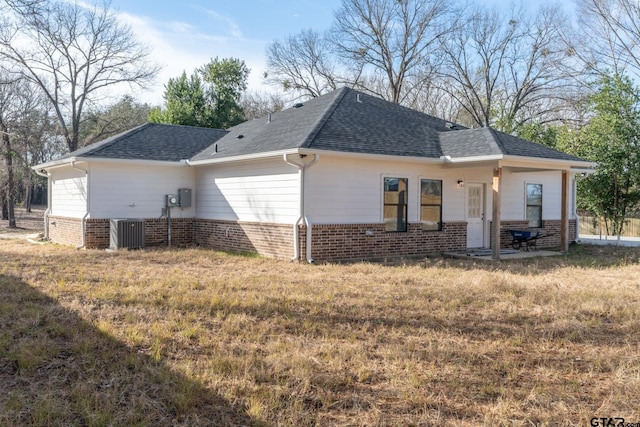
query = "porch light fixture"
xmin=457 ymin=180 xmax=465 ymax=188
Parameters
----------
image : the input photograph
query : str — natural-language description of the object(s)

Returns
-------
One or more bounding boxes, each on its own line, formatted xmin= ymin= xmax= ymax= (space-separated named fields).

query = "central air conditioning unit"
xmin=110 ymin=219 xmax=145 ymax=250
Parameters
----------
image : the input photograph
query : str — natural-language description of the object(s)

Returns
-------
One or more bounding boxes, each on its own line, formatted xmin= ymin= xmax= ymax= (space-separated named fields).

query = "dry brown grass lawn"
xmin=1 ymin=239 xmax=639 ymax=426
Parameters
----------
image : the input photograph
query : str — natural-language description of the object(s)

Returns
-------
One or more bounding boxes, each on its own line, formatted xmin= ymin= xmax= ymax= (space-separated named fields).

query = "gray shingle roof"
xmin=191 ymin=88 xmax=343 ymax=161
xmin=60 ymin=123 xmax=228 ymax=162
xmin=191 ymin=87 xmax=461 ymax=161
xmin=46 ymin=88 xmax=588 ymax=166
xmin=439 ymin=127 xmax=585 ymax=162
xmin=306 ymin=89 xmax=458 ymax=157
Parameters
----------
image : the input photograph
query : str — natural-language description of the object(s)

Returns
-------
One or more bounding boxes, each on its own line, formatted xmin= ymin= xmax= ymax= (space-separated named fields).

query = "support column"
xmin=560 ymin=170 xmax=569 ymax=252
xmin=492 ymin=167 xmax=502 ymax=260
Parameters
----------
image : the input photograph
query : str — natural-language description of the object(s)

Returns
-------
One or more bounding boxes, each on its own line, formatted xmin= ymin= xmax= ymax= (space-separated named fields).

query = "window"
xmin=420 ymin=179 xmax=442 ymax=231
xmin=526 ymin=183 xmax=542 ymax=227
xmin=383 ymin=177 xmax=408 ymax=232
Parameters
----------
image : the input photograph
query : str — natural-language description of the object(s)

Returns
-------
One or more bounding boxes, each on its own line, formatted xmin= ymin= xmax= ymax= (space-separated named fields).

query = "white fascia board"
xmin=33 ymin=156 xmax=187 ymax=171
xmin=441 ymin=153 xmax=595 ymax=170
xmin=32 ymin=157 xmax=78 ymax=171
xmin=186 ymin=149 xmax=300 ymax=166
xmin=440 ymin=154 xmax=503 ymax=164
xmin=189 ymin=148 xmax=444 ymax=167
xmin=83 ymin=157 xmax=188 ymax=167
xmin=500 ymin=155 xmax=596 ymax=170
xmin=298 ymin=148 xmax=443 ymax=164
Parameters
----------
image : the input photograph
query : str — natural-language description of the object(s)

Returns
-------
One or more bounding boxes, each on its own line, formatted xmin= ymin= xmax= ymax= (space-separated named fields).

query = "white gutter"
xmin=283 ymin=153 xmax=319 ymax=263
xmin=34 ymin=156 xmax=189 ymax=170
xmin=34 ymin=168 xmax=51 ymax=240
xmin=188 ymin=149 xmax=299 ymax=166
xmin=440 ymin=154 xmax=596 ymax=169
xmin=440 ymin=154 xmax=503 ymax=163
xmin=299 ymin=148 xmax=444 ymax=164
xmin=191 ymin=147 xmax=444 ymax=168
xmin=70 ymin=161 xmax=89 ymax=249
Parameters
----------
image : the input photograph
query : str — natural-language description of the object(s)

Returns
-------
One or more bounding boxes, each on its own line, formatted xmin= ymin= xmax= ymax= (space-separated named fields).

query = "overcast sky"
xmin=108 ymin=0 xmax=574 ymax=105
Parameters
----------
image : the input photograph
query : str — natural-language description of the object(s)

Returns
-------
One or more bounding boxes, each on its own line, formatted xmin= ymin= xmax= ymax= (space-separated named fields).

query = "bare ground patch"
xmin=0 ymin=206 xmax=45 ymax=236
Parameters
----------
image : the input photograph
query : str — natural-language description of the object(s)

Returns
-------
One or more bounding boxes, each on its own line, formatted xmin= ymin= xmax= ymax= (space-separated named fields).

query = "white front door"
xmin=466 ymin=183 xmax=485 ymax=248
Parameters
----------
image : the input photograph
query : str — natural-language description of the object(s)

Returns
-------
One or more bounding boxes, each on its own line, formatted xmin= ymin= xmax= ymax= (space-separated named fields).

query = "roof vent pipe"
xmin=267 ymin=113 xmax=272 ymax=124
xmin=357 ymin=93 xmax=362 ymax=103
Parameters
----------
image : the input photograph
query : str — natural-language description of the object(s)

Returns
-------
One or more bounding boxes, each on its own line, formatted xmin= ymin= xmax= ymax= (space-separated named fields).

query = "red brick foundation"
xmin=83 ymin=218 xmax=194 ymax=249
xmin=301 ymin=222 xmax=467 ymax=262
xmin=47 ymin=216 xmax=83 ymax=247
xmin=193 ymin=219 xmax=294 ymax=259
xmin=144 ymin=218 xmax=194 ymax=247
xmin=85 ymin=219 xmax=109 ymax=248
xmin=494 ymin=219 xmax=578 ymax=249
xmin=46 ymin=215 xmax=578 ymax=260
xmin=48 ymin=217 xmax=194 ymax=249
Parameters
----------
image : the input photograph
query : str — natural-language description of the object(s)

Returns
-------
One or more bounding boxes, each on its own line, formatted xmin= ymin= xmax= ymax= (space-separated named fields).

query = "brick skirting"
xmin=47 ymin=217 xmax=194 ymax=249
xmin=48 ymin=216 xmax=83 ymax=247
xmin=144 ymin=218 xmax=194 ymax=247
xmin=494 ymin=219 xmax=578 ymax=249
xmin=301 ymin=222 xmax=468 ymax=262
xmin=193 ymin=219 xmax=294 ymax=259
xmin=47 ymin=215 xmax=578 ymax=260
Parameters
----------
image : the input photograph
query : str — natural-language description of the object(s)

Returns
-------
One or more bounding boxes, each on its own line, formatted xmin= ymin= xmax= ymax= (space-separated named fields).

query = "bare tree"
xmin=437 ymin=4 xmax=574 ymax=130
xmin=0 ymin=76 xmax=21 ymax=227
xmin=16 ymin=103 xmax=60 ymax=211
xmin=266 ymin=29 xmax=357 ymax=99
xmin=79 ymin=95 xmax=152 ymax=146
xmin=331 ymin=0 xmax=451 ymax=104
xmin=437 ymin=5 xmax=519 ymax=128
xmin=240 ymin=91 xmax=286 ymax=121
xmin=0 ymin=75 xmax=42 ymax=227
xmin=0 ymin=0 xmax=159 ymax=153
xmin=572 ymin=0 xmax=640 ymax=79
xmin=406 ymin=80 xmax=461 ymax=122
xmin=495 ymin=5 xmax=579 ymax=131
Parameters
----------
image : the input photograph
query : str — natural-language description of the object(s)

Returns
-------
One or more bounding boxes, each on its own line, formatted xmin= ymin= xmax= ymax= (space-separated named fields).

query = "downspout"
xmin=34 ymin=168 xmax=51 ymax=240
xmin=283 ymin=153 xmax=319 ymax=263
xmin=70 ymin=161 xmax=89 ymax=249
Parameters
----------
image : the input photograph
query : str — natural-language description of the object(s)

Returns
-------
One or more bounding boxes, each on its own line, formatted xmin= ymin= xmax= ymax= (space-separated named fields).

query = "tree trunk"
xmin=1 ymin=120 xmax=16 ymax=228
xmin=1 ymin=190 xmax=7 ymax=220
xmin=25 ymin=178 xmax=32 ymax=212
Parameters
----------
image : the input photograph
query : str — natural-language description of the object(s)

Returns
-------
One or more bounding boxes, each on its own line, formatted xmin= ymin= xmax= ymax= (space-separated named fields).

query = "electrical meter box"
xmin=178 ymin=188 xmax=192 ymax=208
xmin=166 ymin=194 xmax=179 ymax=207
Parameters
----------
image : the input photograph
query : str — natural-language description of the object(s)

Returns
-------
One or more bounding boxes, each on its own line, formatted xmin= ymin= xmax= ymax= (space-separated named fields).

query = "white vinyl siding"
xmin=304 ymin=157 xmax=571 ymax=226
xmin=196 ymin=158 xmax=299 ymax=223
xmin=50 ymin=167 xmax=87 ymax=218
xmin=45 ymin=156 xmax=577 ymax=228
xmin=501 ymin=170 xmax=563 ymax=221
xmin=89 ymin=163 xmax=196 ymax=219
xmin=305 ymin=155 xmax=479 ymax=225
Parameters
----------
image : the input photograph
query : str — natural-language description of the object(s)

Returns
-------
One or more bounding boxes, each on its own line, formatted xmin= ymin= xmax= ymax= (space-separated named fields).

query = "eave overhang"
xmin=32 ymin=156 xmax=189 ymax=172
xmin=440 ymin=154 xmax=596 ymax=171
